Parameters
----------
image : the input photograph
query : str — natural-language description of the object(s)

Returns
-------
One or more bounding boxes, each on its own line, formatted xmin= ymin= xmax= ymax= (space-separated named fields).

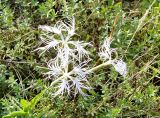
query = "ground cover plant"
xmin=0 ymin=0 xmax=160 ymax=117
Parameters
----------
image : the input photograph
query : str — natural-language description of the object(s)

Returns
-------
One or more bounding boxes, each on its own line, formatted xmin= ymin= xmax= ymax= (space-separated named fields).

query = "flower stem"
xmin=88 ymin=60 xmax=112 ymax=73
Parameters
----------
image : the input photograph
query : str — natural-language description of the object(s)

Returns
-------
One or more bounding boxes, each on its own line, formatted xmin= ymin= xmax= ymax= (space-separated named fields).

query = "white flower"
xmin=36 ymin=17 xmax=91 ymax=63
xmin=99 ymin=38 xmax=116 ymax=61
xmin=112 ymin=59 xmax=127 ymax=77
xmin=98 ymin=38 xmax=127 ymax=77
xmin=46 ymin=60 xmax=91 ymax=97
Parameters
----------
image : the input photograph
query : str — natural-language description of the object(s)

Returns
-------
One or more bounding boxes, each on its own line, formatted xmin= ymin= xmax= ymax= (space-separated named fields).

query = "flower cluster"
xmin=36 ymin=17 xmax=127 ymax=97
xmin=36 ymin=17 xmax=91 ymax=97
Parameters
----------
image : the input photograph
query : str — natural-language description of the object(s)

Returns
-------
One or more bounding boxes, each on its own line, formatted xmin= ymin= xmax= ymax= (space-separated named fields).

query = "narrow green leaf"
xmin=30 ymin=90 xmax=45 ymax=109
xmin=20 ymin=99 xmax=30 ymax=112
xmin=2 ymin=110 xmax=27 ymax=118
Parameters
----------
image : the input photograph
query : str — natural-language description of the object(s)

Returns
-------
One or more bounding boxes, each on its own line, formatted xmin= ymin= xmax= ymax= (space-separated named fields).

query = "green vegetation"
xmin=0 ymin=0 xmax=160 ymax=117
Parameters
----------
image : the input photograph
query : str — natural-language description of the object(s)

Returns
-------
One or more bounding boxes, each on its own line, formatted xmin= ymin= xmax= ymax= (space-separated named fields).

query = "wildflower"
xmin=98 ymin=38 xmax=127 ymax=77
xmin=46 ymin=60 xmax=91 ymax=97
xmin=99 ymin=38 xmax=116 ymax=61
xmin=36 ymin=17 xmax=128 ymax=98
xmin=112 ymin=59 xmax=127 ymax=77
xmin=36 ymin=17 xmax=91 ymax=63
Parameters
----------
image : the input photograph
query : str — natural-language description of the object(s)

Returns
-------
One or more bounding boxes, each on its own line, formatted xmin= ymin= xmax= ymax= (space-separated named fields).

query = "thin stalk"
xmin=88 ymin=60 xmax=112 ymax=73
xmin=125 ymin=0 xmax=156 ymax=54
